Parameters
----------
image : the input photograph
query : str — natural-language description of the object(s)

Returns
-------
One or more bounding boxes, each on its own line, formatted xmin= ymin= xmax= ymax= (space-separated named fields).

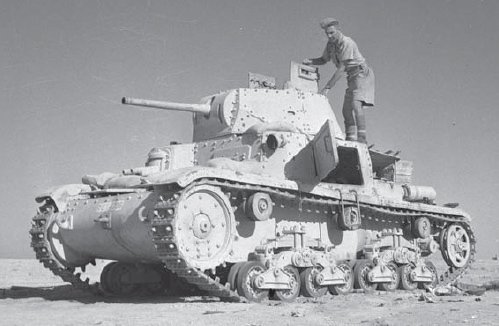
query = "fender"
xmin=144 ymin=159 xmax=361 ymax=203
xmin=144 ymin=161 xmax=294 ymax=190
xmin=35 ymin=184 xmax=92 ymax=212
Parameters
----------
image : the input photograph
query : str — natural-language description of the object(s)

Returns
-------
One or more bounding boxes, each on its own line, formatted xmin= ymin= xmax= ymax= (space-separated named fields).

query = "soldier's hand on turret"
xmin=302 ymin=59 xmax=313 ymax=65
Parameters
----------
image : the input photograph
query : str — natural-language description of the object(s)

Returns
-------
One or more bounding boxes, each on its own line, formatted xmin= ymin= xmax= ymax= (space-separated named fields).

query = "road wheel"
xmin=274 ymin=265 xmax=301 ymax=302
xmin=420 ymin=261 xmax=439 ymax=290
xmin=300 ymin=267 xmax=327 ymax=298
xmin=105 ymin=262 xmax=139 ymax=295
xmin=354 ymin=260 xmax=378 ymax=293
xmin=378 ymin=262 xmax=399 ymax=291
xmin=399 ymin=264 xmax=418 ymax=291
xmin=227 ymin=262 xmax=245 ymax=291
xmin=329 ymin=263 xmax=354 ymax=295
xmin=236 ymin=261 xmax=269 ymax=302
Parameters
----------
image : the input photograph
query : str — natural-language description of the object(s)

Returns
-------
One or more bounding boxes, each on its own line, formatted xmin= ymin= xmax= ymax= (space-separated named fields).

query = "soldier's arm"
xmin=321 ymin=64 xmax=345 ymax=95
xmin=304 ymin=45 xmax=330 ymax=66
xmin=303 ymin=57 xmax=328 ymax=65
xmin=303 ymin=57 xmax=327 ymax=66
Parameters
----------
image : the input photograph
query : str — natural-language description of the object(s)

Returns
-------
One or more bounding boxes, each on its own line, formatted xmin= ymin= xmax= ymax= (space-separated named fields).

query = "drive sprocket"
xmin=173 ymin=184 xmax=236 ymax=271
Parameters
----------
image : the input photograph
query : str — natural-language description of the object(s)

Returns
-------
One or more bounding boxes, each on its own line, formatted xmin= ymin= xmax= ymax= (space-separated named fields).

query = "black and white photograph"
xmin=1 ymin=1 xmax=498 ymax=325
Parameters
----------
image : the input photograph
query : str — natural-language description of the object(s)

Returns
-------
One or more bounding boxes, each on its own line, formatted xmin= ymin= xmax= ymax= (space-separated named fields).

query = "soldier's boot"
xmin=345 ymin=126 xmax=357 ymax=141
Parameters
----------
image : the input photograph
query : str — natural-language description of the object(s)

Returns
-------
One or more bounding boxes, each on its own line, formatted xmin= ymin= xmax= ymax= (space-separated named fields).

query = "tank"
xmin=30 ymin=62 xmax=476 ymax=302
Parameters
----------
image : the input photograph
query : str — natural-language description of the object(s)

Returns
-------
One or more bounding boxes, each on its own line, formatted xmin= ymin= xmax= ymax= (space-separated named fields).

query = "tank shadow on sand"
xmin=0 ymin=284 xmax=223 ymax=304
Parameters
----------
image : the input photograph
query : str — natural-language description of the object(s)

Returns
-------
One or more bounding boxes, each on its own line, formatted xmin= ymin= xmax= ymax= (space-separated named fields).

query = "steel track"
xmin=150 ymin=179 xmax=476 ymax=299
xmin=30 ymin=179 xmax=476 ymax=300
xmin=30 ymin=202 xmax=94 ymax=292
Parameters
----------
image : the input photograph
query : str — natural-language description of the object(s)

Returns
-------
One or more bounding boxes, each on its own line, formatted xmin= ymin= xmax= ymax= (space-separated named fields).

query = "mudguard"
xmin=35 ymin=184 xmax=92 ymax=212
xmin=144 ymin=162 xmax=294 ymax=190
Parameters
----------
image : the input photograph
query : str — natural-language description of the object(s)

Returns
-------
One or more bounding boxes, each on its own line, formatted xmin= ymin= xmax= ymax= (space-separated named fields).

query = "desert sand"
xmin=1 ymin=258 xmax=498 ymax=326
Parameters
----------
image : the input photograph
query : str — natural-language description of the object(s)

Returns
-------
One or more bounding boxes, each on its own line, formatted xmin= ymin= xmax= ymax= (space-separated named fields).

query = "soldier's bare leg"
xmin=343 ymin=98 xmax=366 ymax=143
xmin=343 ymin=97 xmax=357 ymax=141
xmin=355 ymin=102 xmax=367 ymax=144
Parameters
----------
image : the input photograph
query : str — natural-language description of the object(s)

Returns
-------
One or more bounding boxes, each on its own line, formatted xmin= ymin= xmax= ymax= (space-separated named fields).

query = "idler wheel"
xmin=329 ymin=263 xmax=354 ymax=295
xmin=274 ymin=265 xmax=301 ymax=302
xmin=300 ymin=266 xmax=327 ymax=298
xmin=399 ymin=264 xmax=418 ymax=291
xmin=175 ymin=185 xmax=235 ymax=271
xmin=379 ymin=262 xmax=400 ymax=292
xmin=440 ymin=223 xmax=472 ymax=268
xmin=236 ymin=261 xmax=269 ymax=302
xmin=354 ymin=260 xmax=378 ymax=292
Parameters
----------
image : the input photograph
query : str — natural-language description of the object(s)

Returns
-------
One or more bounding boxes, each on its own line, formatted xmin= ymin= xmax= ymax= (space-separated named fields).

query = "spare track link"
xmin=29 ymin=203 xmax=93 ymax=291
xmin=152 ymin=179 xmax=476 ymax=300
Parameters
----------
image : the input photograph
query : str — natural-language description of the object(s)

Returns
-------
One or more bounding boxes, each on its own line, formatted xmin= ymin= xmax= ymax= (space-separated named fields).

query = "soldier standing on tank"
xmin=303 ymin=18 xmax=374 ymax=144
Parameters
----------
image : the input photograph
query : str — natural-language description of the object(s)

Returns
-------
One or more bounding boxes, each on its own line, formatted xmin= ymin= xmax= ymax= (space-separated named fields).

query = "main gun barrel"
xmin=121 ymin=97 xmax=211 ymax=116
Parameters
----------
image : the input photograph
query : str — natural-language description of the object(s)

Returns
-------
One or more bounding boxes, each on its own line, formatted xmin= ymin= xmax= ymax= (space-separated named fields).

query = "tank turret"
xmin=30 ymin=61 xmax=476 ymax=303
xmin=122 ymin=62 xmax=343 ymax=142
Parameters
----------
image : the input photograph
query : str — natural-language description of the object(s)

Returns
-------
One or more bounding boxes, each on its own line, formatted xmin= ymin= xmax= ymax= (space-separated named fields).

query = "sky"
xmin=1 ymin=0 xmax=498 ymax=259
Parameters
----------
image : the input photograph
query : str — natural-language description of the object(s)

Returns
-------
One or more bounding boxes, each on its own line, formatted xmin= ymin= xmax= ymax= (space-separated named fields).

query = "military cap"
xmin=319 ymin=17 xmax=339 ymax=29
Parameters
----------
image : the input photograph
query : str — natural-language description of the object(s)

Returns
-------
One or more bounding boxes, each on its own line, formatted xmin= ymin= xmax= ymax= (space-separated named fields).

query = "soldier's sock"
xmin=346 ymin=126 xmax=357 ymax=141
xmin=357 ymin=129 xmax=367 ymax=144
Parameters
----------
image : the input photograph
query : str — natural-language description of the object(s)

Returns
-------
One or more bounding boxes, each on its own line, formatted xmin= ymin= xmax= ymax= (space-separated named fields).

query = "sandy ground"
xmin=1 ymin=259 xmax=498 ymax=326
